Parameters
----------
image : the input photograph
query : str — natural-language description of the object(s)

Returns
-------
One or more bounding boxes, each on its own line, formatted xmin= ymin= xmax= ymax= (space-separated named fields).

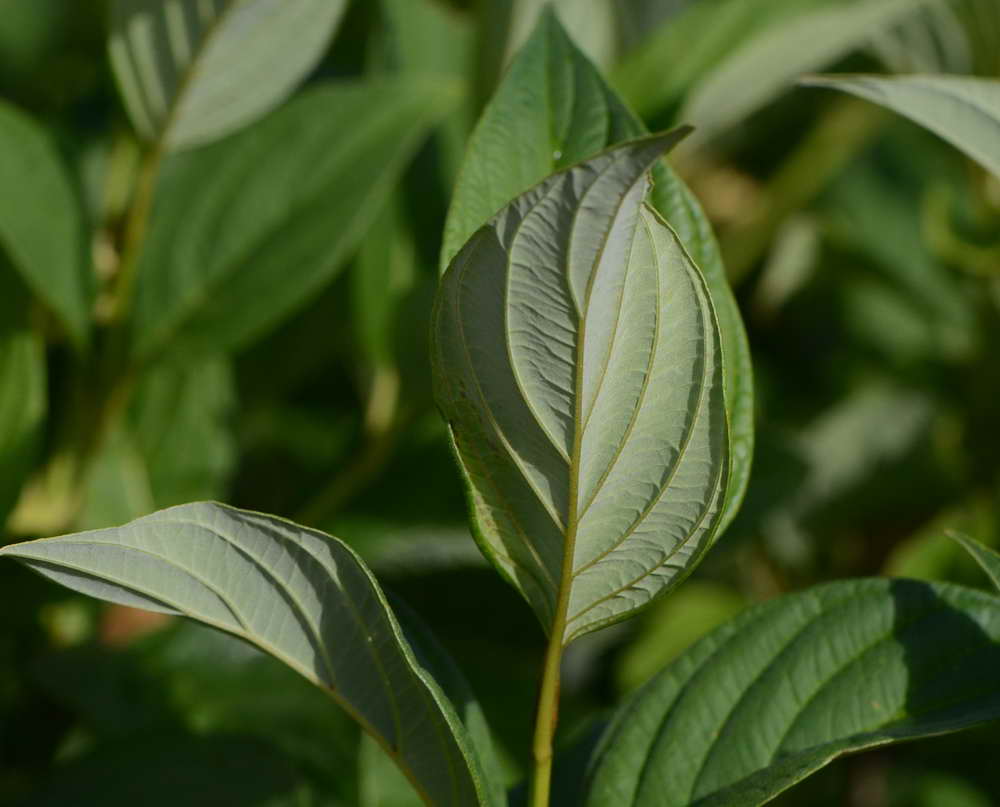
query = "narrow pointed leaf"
xmin=0 ymin=100 xmax=91 ymax=348
xmin=433 ymin=135 xmax=729 ymax=643
xmin=440 ymin=11 xmax=752 ymax=536
xmin=131 ymin=78 xmax=458 ymax=362
xmin=0 ymin=502 xmax=498 ymax=807
xmin=586 ymin=579 xmax=1000 ymax=807
xmin=950 ymin=531 xmax=1000 ymax=593
xmin=109 ymin=0 xmax=347 ymax=151
xmin=801 ymin=74 xmax=1000 ymax=180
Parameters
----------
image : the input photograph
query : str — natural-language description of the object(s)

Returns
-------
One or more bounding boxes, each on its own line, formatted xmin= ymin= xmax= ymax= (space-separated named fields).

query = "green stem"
xmin=529 ymin=633 xmax=564 ymax=807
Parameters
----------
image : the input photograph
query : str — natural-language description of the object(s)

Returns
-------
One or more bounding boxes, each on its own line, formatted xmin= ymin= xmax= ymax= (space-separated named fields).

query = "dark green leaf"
xmin=131 ymin=78 xmax=459 ymax=361
xmin=950 ymin=532 xmax=1000 ymax=593
xmin=586 ymin=579 xmax=1000 ymax=806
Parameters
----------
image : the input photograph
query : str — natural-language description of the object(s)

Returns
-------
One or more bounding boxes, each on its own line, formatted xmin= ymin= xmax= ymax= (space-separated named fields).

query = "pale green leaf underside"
xmin=678 ymin=0 xmax=934 ymax=144
xmin=801 ymin=74 xmax=1000 ymax=180
xmin=131 ymin=78 xmax=457 ymax=362
xmin=109 ymin=0 xmax=346 ymax=151
xmin=586 ymin=578 xmax=1000 ymax=807
xmin=433 ymin=136 xmax=729 ymax=643
xmin=440 ymin=10 xmax=752 ymax=539
xmin=0 ymin=502 xmax=493 ymax=807
xmin=949 ymin=531 xmax=1000 ymax=593
xmin=0 ymin=101 xmax=91 ymax=348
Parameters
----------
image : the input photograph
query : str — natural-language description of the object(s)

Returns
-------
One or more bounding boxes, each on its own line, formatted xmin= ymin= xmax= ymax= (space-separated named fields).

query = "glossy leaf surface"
xmin=131 ymin=78 xmax=457 ymax=362
xmin=0 ymin=502 xmax=498 ymax=807
xmin=434 ymin=135 xmax=729 ymax=642
xmin=586 ymin=579 xmax=1000 ymax=806
xmin=441 ymin=10 xmax=752 ymax=537
xmin=0 ymin=100 xmax=91 ymax=347
xmin=802 ymin=74 xmax=1000 ymax=179
xmin=109 ymin=0 xmax=347 ymax=150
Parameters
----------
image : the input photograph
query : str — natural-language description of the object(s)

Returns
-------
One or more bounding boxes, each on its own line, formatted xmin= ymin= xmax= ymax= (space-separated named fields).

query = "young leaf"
xmin=433 ymin=135 xmax=729 ymax=643
xmin=801 ymin=74 xmax=1000 ymax=180
xmin=0 ymin=502 xmax=499 ymax=807
xmin=109 ymin=0 xmax=347 ymax=151
xmin=586 ymin=579 xmax=1000 ymax=807
xmin=130 ymin=78 xmax=458 ymax=362
xmin=0 ymin=269 xmax=46 ymax=525
xmin=441 ymin=9 xmax=752 ymax=538
xmin=949 ymin=531 xmax=1000 ymax=593
xmin=0 ymin=100 xmax=91 ymax=348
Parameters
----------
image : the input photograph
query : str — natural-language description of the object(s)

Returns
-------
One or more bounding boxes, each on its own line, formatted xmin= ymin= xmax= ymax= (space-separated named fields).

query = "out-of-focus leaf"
xmin=77 ymin=426 xmax=155 ymax=531
xmin=616 ymin=581 xmax=745 ymax=694
xmin=441 ymin=11 xmax=754 ymax=534
xmin=950 ymin=532 xmax=1000 ymax=593
xmin=802 ymin=74 xmax=1000 ymax=180
xmin=18 ymin=734 xmax=302 ymax=807
xmin=0 ymin=267 xmax=45 ymax=526
xmin=108 ymin=0 xmax=347 ymax=151
xmin=680 ymin=0 xmax=933 ymax=144
xmin=131 ymin=78 xmax=458 ymax=362
xmin=434 ymin=135 xmax=730 ymax=641
xmin=1 ymin=503 xmax=501 ymax=807
xmin=131 ymin=356 xmax=236 ymax=507
xmin=586 ymin=579 xmax=1000 ymax=806
xmin=0 ymin=100 xmax=90 ymax=347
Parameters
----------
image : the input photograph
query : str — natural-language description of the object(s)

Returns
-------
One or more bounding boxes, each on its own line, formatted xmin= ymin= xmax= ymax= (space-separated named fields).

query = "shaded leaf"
xmin=950 ymin=531 xmax=1000 ymax=593
xmin=802 ymin=74 xmax=1000 ymax=179
xmin=0 ymin=502 xmax=499 ymax=807
xmin=440 ymin=10 xmax=753 ymax=536
xmin=131 ymin=78 xmax=458 ymax=362
xmin=433 ymin=135 xmax=729 ymax=642
xmin=0 ymin=100 xmax=90 ymax=347
xmin=0 ymin=267 xmax=45 ymax=525
xmin=109 ymin=0 xmax=347 ymax=151
xmin=586 ymin=579 xmax=1000 ymax=806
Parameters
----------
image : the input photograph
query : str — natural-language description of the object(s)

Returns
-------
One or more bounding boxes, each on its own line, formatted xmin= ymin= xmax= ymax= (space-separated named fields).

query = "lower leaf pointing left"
xmin=0 ymin=502 xmax=499 ymax=807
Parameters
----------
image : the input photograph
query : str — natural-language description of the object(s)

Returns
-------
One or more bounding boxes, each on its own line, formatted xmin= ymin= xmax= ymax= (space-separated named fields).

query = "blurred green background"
xmin=1 ymin=0 xmax=999 ymax=805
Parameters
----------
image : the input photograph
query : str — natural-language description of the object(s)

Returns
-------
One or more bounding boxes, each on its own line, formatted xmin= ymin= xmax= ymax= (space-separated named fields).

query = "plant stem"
xmin=530 ymin=633 xmax=564 ymax=807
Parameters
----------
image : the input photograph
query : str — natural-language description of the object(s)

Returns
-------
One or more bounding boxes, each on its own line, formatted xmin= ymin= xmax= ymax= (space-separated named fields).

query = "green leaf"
xmin=451 ymin=19 xmax=745 ymax=607
xmin=433 ymin=134 xmax=730 ymax=642
xmin=949 ymin=531 xmax=1000 ymax=593
xmin=131 ymin=78 xmax=458 ymax=362
xmin=678 ymin=0 xmax=933 ymax=144
xmin=108 ymin=0 xmax=347 ymax=151
xmin=801 ymin=74 xmax=1000 ymax=180
xmin=585 ymin=578 xmax=1000 ymax=807
xmin=0 ymin=268 xmax=46 ymax=526
xmin=0 ymin=100 xmax=91 ymax=348
xmin=0 ymin=502 xmax=499 ymax=807
xmin=441 ymin=10 xmax=753 ymax=535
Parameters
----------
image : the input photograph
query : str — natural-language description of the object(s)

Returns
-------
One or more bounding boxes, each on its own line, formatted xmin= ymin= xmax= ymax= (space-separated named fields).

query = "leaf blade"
xmin=109 ymin=0 xmax=347 ymax=151
xmin=949 ymin=531 xmax=1000 ymax=593
xmin=433 ymin=135 xmax=730 ymax=642
xmin=585 ymin=578 xmax=1000 ymax=806
xmin=801 ymin=74 xmax=1000 ymax=179
xmin=0 ymin=502 xmax=498 ymax=807
xmin=0 ymin=100 xmax=91 ymax=348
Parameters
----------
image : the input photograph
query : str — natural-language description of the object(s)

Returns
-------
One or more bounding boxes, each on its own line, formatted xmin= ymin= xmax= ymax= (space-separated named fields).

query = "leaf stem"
xmin=530 ymin=632 xmax=564 ymax=807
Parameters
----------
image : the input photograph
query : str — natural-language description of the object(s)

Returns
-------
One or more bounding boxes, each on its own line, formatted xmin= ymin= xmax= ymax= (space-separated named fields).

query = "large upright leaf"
xmin=441 ymin=10 xmax=752 ymax=541
xmin=0 ymin=100 xmax=91 ymax=348
xmin=801 ymin=74 xmax=1000 ymax=180
xmin=433 ymin=135 xmax=729 ymax=643
xmin=131 ymin=78 xmax=458 ymax=362
xmin=678 ymin=0 xmax=933 ymax=144
xmin=0 ymin=267 xmax=46 ymax=525
xmin=586 ymin=579 xmax=1000 ymax=807
xmin=109 ymin=0 xmax=347 ymax=151
xmin=0 ymin=502 xmax=499 ymax=807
